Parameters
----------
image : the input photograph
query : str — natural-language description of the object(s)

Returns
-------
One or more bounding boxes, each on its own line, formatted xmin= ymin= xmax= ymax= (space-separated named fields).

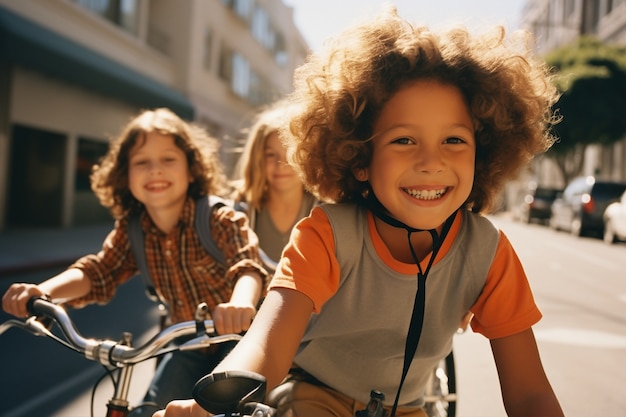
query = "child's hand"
xmin=2 ymin=283 xmax=46 ymax=318
xmin=211 ymin=301 xmax=256 ymax=335
xmin=152 ymin=399 xmax=212 ymax=417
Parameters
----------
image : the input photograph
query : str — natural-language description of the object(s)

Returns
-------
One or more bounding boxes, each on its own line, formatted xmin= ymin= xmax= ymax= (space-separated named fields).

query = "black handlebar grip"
xmin=192 ymin=370 xmax=267 ymax=415
xmin=26 ymin=296 xmax=44 ymax=316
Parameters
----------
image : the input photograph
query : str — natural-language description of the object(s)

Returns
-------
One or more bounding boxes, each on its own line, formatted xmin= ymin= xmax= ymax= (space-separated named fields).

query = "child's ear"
xmin=353 ymin=168 xmax=368 ymax=182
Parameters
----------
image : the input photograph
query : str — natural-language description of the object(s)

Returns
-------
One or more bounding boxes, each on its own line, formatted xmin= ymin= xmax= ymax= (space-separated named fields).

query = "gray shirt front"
xmin=293 ymin=204 xmax=499 ymax=408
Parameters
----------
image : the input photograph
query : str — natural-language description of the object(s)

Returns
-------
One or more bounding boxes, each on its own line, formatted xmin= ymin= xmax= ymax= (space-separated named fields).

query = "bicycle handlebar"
xmin=0 ymin=297 xmax=275 ymax=416
xmin=0 ymin=297 xmax=242 ymax=368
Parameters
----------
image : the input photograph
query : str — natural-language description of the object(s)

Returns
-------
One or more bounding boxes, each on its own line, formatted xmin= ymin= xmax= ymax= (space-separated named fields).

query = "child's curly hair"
xmin=281 ymin=5 xmax=560 ymax=213
xmin=91 ymin=108 xmax=228 ymax=219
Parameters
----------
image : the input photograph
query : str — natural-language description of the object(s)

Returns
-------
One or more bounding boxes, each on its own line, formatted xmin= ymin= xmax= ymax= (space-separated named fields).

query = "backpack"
xmin=127 ymin=195 xmax=243 ymax=304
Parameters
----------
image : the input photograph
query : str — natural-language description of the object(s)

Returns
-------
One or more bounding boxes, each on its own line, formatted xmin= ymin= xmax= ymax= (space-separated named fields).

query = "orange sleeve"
xmin=470 ymin=231 xmax=542 ymax=339
xmin=268 ymin=207 xmax=341 ymax=312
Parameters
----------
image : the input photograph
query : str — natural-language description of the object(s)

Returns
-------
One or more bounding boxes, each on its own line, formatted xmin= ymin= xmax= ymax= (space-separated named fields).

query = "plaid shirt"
xmin=67 ymin=198 xmax=268 ymax=323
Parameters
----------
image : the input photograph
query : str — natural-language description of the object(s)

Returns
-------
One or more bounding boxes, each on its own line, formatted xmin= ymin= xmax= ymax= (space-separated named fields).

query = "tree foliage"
xmin=543 ymin=36 xmax=626 ymax=182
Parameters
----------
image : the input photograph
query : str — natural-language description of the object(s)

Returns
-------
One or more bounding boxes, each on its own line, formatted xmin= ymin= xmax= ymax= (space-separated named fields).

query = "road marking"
xmin=534 ymin=327 xmax=626 ymax=349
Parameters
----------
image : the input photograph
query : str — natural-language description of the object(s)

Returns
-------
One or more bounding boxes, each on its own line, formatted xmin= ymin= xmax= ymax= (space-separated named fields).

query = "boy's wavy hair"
xmin=281 ymin=5 xmax=560 ymax=213
xmin=90 ymin=108 xmax=228 ymax=219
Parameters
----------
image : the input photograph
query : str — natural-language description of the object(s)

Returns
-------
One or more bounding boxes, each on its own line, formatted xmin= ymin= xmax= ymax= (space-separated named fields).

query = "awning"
xmin=0 ymin=6 xmax=194 ymax=119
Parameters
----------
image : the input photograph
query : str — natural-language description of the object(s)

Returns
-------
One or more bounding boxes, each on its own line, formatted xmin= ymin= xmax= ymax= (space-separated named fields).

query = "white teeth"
xmin=147 ymin=182 xmax=168 ymax=190
xmin=404 ymin=188 xmax=446 ymax=200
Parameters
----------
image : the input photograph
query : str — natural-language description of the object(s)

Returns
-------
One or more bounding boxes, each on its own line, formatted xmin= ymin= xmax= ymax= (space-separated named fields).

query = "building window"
xmin=203 ymin=29 xmax=213 ymax=71
xmin=75 ymin=138 xmax=108 ymax=191
xmin=223 ymin=0 xmax=288 ymax=66
xmin=219 ymin=42 xmax=276 ymax=106
xmin=232 ymin=53 xmax=251 ymax=98
xmin=563 ymin=0 xmax=576 ymax=19
xmin=222 ymin=0 xmax=253 ymax=21
xmin=250 ymin=5 xmax=287 ymax=66
xmin=73 ymin=0 xmax=140 ymax=35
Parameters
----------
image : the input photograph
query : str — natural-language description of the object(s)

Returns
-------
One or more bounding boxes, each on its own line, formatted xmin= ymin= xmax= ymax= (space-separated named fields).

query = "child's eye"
xmin=391 ymin=137 xmax=413 ymax=145
xmin=444 ymin=136 xmax=466 ymax=144
xmin=131 ymin=159 xmax=148 ymax=166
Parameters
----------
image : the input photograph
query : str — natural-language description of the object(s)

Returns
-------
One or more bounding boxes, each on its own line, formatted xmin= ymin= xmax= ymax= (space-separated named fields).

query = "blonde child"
xmin=157 ymin=5 xmax=564 ymax=417
xmin=232 ymin=101 xmax=318 ymax=268
xmin=2 ymin=108 xmax=268 ymax=414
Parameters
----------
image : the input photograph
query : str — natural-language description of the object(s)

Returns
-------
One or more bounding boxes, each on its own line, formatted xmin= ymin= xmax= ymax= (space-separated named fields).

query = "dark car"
xmin=549 ymin=176 xmax=626 ymax=237
xmin=519 ymin=186 xmax=561 ymax=224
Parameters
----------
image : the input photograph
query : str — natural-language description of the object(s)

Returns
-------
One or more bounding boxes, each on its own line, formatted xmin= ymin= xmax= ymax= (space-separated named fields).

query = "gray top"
xmin=253 ymin=192 xmax=317 ymax=262
xmin=293 ymin=203 xmax=500 ymax=408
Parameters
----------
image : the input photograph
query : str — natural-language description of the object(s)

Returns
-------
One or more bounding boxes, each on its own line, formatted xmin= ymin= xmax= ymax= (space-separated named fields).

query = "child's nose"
xmin=148 ymin=161 xmax=163 ymax=173
xmin=416 ymin=147 xmax=444 ymax=172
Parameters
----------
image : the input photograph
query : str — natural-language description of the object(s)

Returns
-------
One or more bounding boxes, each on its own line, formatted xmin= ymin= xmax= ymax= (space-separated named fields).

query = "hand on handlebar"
xmin=211 ymin=302 xmax=256 ymax=335
xmin=153 ymin=399 xmax=211 ymax=417
xmin=2 ymin=283 xmax=46 ymax=318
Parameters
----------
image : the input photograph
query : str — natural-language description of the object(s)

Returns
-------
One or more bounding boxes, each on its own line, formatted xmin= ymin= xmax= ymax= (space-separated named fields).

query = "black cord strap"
xmin=360 ymin=192 xmax=457 ymax=416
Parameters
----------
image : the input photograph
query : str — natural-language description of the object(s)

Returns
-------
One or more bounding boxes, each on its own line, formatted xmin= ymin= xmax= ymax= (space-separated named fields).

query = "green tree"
xmin=544 ymin=36 xmax=626 ymax=183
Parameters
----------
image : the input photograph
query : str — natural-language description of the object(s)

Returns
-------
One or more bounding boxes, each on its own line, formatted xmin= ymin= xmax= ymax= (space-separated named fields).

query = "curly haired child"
xmin=232 ymin=100 xmax=318 ymax=269
xmin=156 ymin=5 xmax=564 ymax=417
xmin=2 ymin=108 xmax=268 ymax=415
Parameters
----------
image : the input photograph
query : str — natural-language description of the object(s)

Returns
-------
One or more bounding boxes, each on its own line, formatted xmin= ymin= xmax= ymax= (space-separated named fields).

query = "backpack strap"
xmin=127 ymin=212 xmax=163 ymax=303
xmin=194 ymin=195 xmax=227 ymax=266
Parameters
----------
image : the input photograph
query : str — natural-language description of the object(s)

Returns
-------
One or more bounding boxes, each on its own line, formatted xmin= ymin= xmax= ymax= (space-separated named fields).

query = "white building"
xmin=0 ymin=0 xmax=309 ymax=230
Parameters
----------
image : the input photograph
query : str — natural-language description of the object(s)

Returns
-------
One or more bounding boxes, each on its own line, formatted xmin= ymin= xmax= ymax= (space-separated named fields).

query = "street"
xmin=1 ymin=213 xmax=625 ymax=416
xmin=454 ymin=214 xmax=626 ymax=417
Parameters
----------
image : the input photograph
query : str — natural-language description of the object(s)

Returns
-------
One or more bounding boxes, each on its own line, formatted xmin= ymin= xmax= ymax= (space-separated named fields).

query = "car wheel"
xmin=604 ymin=221 xmax=617 ymax=244
xmin=570 ymin=218 xmax=582 ymax=237
xmin=549 ymin=216 xmax=559 ymax=231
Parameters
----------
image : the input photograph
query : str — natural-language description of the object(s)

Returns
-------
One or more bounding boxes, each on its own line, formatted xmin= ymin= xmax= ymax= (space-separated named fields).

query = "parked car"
xmin=603 ymin=190 xmax=626 ymax=244
xmin=519 ymin=186 xmax=561 ymax=224
xmin=549 ymin=176 xmax=626 ymax=238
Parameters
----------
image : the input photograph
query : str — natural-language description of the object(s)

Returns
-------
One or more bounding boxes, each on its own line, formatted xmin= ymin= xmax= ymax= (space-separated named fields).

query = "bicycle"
xmin=0 ymin=296 xmax=459 ymax=417
xmin=0 ymin=297 xmax=243 ymax=417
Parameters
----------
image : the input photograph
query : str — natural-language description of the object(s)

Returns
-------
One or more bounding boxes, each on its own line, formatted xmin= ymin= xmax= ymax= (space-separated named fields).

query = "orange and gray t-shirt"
xmin=270 ymin=203 xmax=541 ymax=408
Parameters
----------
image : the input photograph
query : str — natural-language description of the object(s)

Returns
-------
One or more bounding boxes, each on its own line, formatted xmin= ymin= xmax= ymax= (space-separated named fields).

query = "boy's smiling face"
xmin=128 ymin=131 xmax=193 ymax=216
xmin=357 ymin=79 xmax=476 ymax=230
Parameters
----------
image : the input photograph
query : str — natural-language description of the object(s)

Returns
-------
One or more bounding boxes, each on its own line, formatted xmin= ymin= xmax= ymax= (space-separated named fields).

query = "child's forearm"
xmin=230 ymin=272 xmax=263 ymax=305
xmin=39 ymin=268 xmax=92 ymax=302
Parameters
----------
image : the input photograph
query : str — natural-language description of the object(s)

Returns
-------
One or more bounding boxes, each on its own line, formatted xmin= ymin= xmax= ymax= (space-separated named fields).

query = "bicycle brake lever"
xmin=194 ymin=302 xmax=210 ymax=336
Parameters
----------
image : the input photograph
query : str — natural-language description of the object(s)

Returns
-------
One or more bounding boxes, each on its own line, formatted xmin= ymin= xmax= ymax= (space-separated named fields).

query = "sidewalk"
xmin=0 ymin=223 xmax=113 ymax=275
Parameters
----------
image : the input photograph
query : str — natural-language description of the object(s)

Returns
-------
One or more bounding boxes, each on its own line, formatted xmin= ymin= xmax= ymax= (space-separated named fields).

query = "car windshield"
xmin=534 ymin=188 xmax=560 ymax=199
xmin=594 ymin=183 xmax=626 ymax=200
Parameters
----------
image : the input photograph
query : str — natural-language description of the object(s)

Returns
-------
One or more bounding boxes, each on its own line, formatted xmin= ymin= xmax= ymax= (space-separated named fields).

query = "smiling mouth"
xmin=146 ymin=181 xmax=169 ymax=191
xmin=403 ymin=187 xmax=448 ymax=200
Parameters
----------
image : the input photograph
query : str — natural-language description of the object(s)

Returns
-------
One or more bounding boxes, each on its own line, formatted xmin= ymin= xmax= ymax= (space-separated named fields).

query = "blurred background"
xmin=0 ymin=0 xmax=625 ymax=231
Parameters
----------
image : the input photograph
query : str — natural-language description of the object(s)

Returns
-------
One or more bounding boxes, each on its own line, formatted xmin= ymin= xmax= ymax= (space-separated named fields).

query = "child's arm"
xmin=211 ymin=271 xmax=263 ymax=335
xmin=491 ymin=328 xmax=564 ymax=417
xmin=154 ymin=287 xmax=313 ymax=417
xmin=214 ymin=287 xmax=312 ymax=388
xmin=1 ymin=268 xmax=92 ymax=318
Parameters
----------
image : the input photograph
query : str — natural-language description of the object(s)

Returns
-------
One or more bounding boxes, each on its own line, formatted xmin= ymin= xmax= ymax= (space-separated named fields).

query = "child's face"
xmin=359 ymin=79 xmax=475 ymax=230
xmin=264 ymin=131 xmax=301 ymax=194
xmin=128 ymin=131 xmax=193 ymax=214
